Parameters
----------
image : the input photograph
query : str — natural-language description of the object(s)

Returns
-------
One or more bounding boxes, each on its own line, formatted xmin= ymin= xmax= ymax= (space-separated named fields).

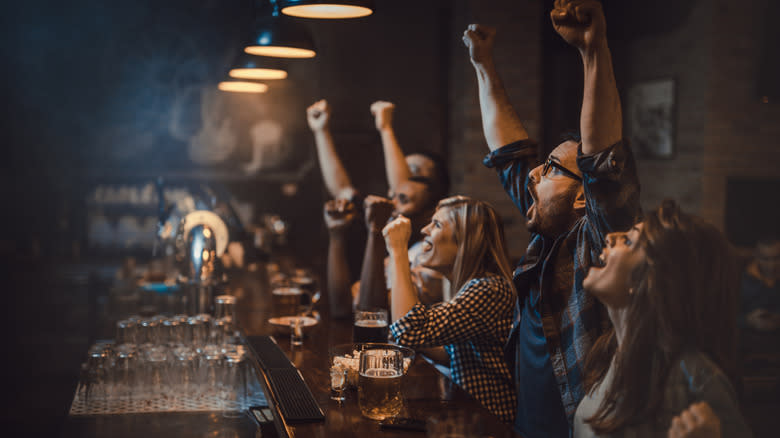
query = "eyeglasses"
xmin=542 ymin=157 xmax=582 ymax=182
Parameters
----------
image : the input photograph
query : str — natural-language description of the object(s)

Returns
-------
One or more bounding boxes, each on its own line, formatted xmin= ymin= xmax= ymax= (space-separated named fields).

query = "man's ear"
xmin=573 ymin=186 xmax=586 ymax=212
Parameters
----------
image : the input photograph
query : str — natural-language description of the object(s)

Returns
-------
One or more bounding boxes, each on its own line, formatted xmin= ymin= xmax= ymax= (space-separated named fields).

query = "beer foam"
xmin=272 ymin=287 xmax=302 ymax=296
xmin=354 ymin=319 xmax=388 ymax=328
xmin=360 ymin=368 xmax=402 ymax=378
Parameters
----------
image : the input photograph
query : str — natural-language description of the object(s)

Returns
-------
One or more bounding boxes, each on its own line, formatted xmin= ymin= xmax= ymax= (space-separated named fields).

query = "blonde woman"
xmin=382 ymin=195 xmax=516 ymax=422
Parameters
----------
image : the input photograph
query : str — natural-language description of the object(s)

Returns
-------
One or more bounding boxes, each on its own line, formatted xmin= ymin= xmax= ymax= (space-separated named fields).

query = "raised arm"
xmin=370 ymin=101 xmax=412 ymax=192
xmin=551 ymin=0 xmax=621 ymax=155
xmin=356 ymin=196 xmax=395 ymax=311
xmin=463 ymin=24 xmax=529 ymax=151
xmin=323 ymin=199 xmax=358 ymax=319
xmin=382 ymin=216 xmax=418 ymax=322
xmin=307 ymin=100 xmax=357 ymax=200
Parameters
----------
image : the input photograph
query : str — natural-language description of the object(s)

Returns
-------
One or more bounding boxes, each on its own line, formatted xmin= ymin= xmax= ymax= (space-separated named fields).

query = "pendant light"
xmin=244 ymin=1 xmax=317 ymax=58
xmin=217 ymin=81 xmax=269 ymax=93
xmin=278 ymin=0 xmax=374 ymax=19
xmin=228 ymin=54 xmax=288 ymax=80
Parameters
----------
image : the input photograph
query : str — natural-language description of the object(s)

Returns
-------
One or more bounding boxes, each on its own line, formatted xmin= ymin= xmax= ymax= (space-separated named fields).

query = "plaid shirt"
xmin=483 ymin=139 xmax=641 ymax=425
xmin=390 ymin=274 xmax=516 ymax=422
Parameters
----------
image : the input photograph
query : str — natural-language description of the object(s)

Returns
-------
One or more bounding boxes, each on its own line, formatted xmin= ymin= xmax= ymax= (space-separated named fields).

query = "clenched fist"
xmin=324 ymin=199 xmax=357 ymax=233
xmin=363 ymin=195 xmax=395 ymax=233
xmin=307 ymin=99 xmax=330 ymax=131
xmin=370 ymin=101 xmax=395 ymax=132
xmin=667 ymin=402 xmax=720 ymax=438
xmin=550 ymin=0 xmax=607 ymax=54
xmin=383 ymin=216 xmax=412 ymax=254
xmin=462 ymin=24 xmax=496 ymax=68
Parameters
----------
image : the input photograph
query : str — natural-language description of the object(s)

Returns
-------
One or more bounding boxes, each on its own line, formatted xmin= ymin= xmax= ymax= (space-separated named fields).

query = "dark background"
xmin=1 ymin=0 xmax=778 ymax=436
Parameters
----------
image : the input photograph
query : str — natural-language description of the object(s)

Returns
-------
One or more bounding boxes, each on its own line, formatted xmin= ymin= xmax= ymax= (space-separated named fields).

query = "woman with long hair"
xmin=382 ymin=195 xmax=516 ymax=422
xmin=575 ymin=200 xmax=751 ymax=437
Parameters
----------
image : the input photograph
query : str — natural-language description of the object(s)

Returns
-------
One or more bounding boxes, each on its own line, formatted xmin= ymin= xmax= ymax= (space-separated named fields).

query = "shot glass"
xmin=289 ymin=317 xmax=304 ymax=347
xmin=330 ymin=365 xmax=347 ymax=403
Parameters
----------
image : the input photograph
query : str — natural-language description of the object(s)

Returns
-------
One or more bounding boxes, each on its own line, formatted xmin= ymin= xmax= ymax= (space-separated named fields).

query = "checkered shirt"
xmin=390 ymin=274 xmax=516 ymax=422
xmin=483 ymin=139 xmax=641 ymax=425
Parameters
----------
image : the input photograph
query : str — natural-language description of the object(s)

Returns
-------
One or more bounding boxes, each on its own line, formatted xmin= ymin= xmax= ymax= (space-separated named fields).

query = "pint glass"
xmin=353 ymin=309 xmax=389 ymax=344
xmin=357 ymin=346 xmax=403 ymax=420
xmin=272 ymin=286 xmax=305 ymax=317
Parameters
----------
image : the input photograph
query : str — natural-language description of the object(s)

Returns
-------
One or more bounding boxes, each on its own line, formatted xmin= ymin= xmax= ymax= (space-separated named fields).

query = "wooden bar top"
xmin=62 ymin=263 xmax=520 ymax=437
xmin=233 ymin=265 xmax=520 ymax=438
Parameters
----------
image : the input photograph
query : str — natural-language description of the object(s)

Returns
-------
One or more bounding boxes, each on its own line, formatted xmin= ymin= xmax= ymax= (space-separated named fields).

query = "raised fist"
xmin=667 ymin=402 xmax=721 ymax=438
xmin=370 ymin=101 xmax=395 ymax=132
xmin=306 ymin=99 xmax=330 ymax=131
xmin=382 ymin=215 xmax=412 ymax=253
xmin=363 ymin=195 xmax=395 ymax=233
xmin=550 ymin=0 xmax=607 ymax=54
xmin=462 ymin=24 xmax=496 ymax=67
xmin=323 ymin=199 xmax=357 ymax=233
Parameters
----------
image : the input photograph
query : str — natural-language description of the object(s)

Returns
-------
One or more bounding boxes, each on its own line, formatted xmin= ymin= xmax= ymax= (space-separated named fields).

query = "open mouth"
xmin=422 ymin=239 xmax=432 ymax=252
xmin=526 ymin=185 xmax=538 ymax=221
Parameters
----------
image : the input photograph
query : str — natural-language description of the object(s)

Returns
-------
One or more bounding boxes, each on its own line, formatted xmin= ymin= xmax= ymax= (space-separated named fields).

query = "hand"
xmin=306 ymin=99 xmax=330 ymax=131
xmin=370 ymin=101 xmax=395 ymax=132
xmin=550 ymin=0 xmax=607 ymax=54
xmin=747 ymin=308 xmax=780 ymax=331
xmin=667 ymin=402 xmax=720 ymax=438
xmin=382 ymin=216 xmax=412 ymax=253
xmin=363 ymin=195 xmax=395 ymax=233
xmin=323 ymin=199 xmax=357 ymax=233
xmin=462 ymin=24 xmax=496 ymax=67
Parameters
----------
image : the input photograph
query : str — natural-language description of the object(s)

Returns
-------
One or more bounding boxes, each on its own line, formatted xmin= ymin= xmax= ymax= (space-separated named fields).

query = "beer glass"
xmin=143 ymin=346 xmax=170 ymax=406
xmin=353 ymin=309 xmax=389 ymax=344
xmin=221 ymin=351 xmax=246 ymax=418
xmin=271 ymin=286 xmax=306 ymax=317
xmin=113 ymin=344 xmax=138 ymax=402
xmin=214 ymin=295 xmax=237 ymax=321
xmin=172 ymin=346 xmax=197 ymax=398
xmin=357 ymin=346 xmax=403 ymax=420
xmin=116 ymin=319 xmax=138 ymax=346
xmin=170 ymin=314 xmax=191 ymax=345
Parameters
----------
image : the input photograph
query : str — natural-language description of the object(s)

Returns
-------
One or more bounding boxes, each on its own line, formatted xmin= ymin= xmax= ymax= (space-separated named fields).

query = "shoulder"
xmin=459 ymin=274 xmax=513 ymax=299
xmin=465 ymin=273 xmax=511 ymax=288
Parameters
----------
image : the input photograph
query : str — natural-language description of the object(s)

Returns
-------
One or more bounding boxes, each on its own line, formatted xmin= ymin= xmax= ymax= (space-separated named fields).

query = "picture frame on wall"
xmin=626 ymin=78 xmax=676 ymax=159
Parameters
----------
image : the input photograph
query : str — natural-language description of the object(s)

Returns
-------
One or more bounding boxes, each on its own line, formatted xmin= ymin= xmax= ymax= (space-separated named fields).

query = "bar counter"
xmin=62 ymin=264 xmax=520 ymax=438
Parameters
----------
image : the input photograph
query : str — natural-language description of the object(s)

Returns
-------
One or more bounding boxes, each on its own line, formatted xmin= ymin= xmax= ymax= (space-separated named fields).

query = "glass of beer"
xmin=357 ymin=346 xmax=404 ymax=420
xmin=353 ymin=309 xmax=389 ymax=343
xmin=272 ymin=286 xmax=305 ymax=317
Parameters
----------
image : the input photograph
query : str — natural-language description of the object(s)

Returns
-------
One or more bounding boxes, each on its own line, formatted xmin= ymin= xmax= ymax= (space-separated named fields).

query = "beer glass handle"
xmin=302 ymin=290 xmax=314 ymax=316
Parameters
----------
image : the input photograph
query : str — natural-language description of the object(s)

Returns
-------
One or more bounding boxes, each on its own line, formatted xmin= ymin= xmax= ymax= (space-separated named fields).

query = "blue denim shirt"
xmin=483 ymin=139 xmax=641 ymax=429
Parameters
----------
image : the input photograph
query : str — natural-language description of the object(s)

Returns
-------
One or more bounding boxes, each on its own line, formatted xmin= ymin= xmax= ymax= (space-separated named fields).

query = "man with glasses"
xmin=462 ymin=1 xmax=640 ymax=436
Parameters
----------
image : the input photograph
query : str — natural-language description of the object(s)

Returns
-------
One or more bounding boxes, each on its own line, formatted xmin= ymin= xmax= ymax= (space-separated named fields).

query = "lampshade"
xmin=279 ymin=0 xmax=374 ymax=19
xmin=218 ymin=81 xmax=269 ymax=93
xmin=229 ymin=55 xmax=288 ymax=80
xmin=244 ymin=15 xmax=316 ymax=58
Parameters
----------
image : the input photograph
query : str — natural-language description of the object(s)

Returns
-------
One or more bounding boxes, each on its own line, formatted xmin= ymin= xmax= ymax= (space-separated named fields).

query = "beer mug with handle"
xmin=357 ymin=345 xmax=404 ymax=421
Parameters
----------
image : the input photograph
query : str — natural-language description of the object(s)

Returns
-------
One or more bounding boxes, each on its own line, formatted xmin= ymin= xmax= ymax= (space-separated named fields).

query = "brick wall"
xmin=619 ymin=0 xmax=780 ymax=233
xmin=447 ymin=0 xmax=543 ymax=260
